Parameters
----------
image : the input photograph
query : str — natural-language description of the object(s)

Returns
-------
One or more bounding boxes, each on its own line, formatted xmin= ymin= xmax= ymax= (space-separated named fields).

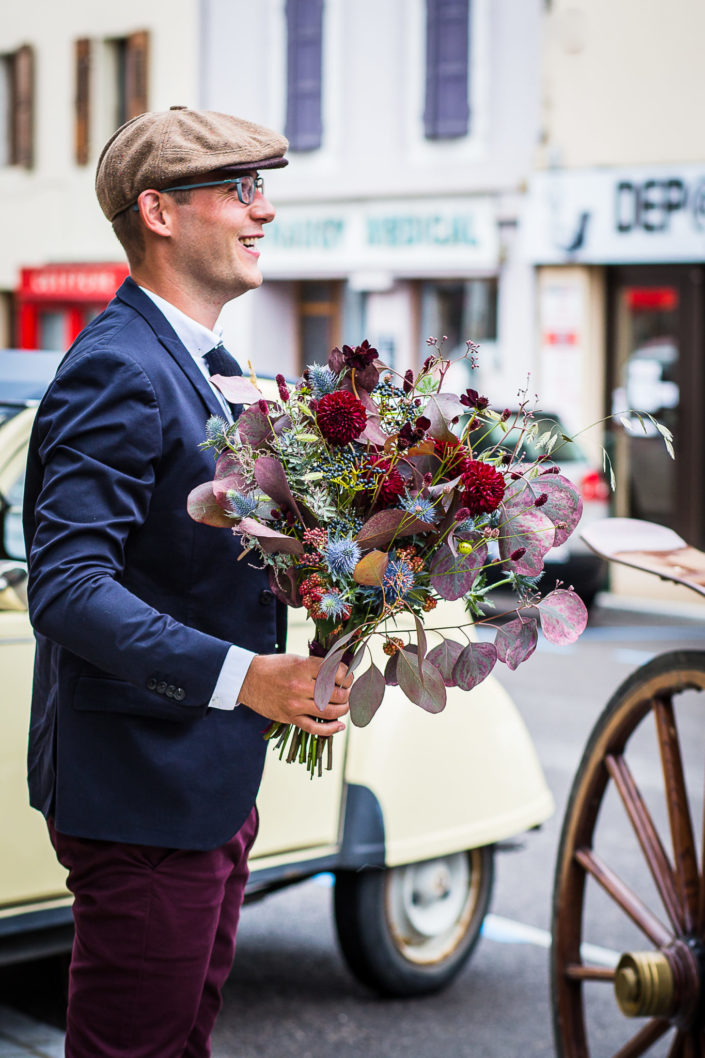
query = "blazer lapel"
xmin=115 ymin=277 xmax=226 ymax=419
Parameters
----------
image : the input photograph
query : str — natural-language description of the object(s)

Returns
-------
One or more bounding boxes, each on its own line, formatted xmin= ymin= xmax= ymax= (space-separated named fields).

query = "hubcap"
xmin=614 ymin=940 xmax=704 ymax=1028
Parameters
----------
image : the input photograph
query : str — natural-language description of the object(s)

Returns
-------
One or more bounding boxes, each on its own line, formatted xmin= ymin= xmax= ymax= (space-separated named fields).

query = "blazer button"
xmin=156 ymin=681 xmax=167 ymax=694
xmin=146 ymin=677 xmax=157 ymax=691
xmin=165 ymin=685 xmax=176 ymax=698
xmin=259 ymin=589 xmax=275 ymax=606
xmin=174 ymin=687 xmax=186 ymax=702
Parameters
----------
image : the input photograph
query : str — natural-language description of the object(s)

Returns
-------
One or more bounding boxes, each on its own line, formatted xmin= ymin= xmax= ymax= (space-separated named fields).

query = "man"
xmin=23 ymin=106 xmax=351 ymax=1058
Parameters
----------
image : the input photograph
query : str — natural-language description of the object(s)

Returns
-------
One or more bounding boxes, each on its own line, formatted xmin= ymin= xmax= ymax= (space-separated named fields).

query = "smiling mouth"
xmin=240 ymin=237 xmax=258 ymax=248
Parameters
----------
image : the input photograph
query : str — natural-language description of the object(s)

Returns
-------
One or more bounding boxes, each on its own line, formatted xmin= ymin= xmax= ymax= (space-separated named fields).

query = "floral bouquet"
xmin=188 ymin=339 xmax=588 ymax=776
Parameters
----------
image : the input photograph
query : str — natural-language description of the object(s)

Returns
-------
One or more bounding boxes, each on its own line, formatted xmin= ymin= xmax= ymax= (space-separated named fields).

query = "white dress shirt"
xmin=139 ymin=286 xmax=256 ymax=711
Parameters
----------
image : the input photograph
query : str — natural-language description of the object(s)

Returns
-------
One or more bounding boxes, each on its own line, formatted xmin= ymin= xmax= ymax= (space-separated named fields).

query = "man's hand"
xmin=238 ymin=653 xmax=352 ymax=735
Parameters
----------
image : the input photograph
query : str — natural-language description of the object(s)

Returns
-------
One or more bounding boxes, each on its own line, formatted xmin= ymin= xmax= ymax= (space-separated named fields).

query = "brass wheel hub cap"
xmin=614 ymin=941 xmax=703 ymax=1028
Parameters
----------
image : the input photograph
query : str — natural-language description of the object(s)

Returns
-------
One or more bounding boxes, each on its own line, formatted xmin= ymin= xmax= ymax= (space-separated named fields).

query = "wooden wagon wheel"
xmin=552 ymin=650 xmax=705 ymax=1058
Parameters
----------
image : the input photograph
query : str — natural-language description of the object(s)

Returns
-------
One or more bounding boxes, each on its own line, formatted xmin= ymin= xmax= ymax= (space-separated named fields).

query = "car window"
xmin=470 ymin=414 xmax=586 ymax=464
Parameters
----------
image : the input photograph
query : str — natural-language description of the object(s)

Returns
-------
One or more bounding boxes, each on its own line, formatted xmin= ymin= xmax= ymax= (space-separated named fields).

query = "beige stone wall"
xmin=541 ymin=0 xmax=705 ymax=168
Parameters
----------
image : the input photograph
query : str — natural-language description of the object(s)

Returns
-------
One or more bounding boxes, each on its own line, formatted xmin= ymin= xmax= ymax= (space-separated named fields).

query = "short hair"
xmin=111 ymin=188 xmax=193 ymax=267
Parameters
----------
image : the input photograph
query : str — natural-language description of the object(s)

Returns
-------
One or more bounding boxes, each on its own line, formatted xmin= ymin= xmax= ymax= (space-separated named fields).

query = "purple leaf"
xmin=452 ymin=642 xmax=498 ymax=690
xmin=494 ymin=618 xmax=539 ymax=671
xmin=426 ymin=640 xmax=464 ymax=686
xmin=214 ymin=450 xmax=251 ymax=492
xmin=237 ymin=404 xmax=274 ymax=448
xmin=353 ymin=549 xmax=389 ymax=586
xmin=254 ymin=456 xmax=302 ymax=520
xmin=429 ymin=543 xmax=488 ymax=600
xmin=211 ymin=375 xmax=264 ymax=405
xmin=421 ymin=393 xmax=465 ymax=443
xmin=538 ymin=589 xmax=588 ymax=645
xmin=384 ymin=644 xmax=417 ymax=686
xmin=359 ymin=417 xmax=389 ymax=446
xmin=396 ymin=651 xmax=447 ymax=713
xmin=313 ymin=647 xmax=347 ymax=712
xmin=268 ymin=566 xmax=302 ymax=608
xmin=187 ymin=482 xmax=234 ymax=527
xmin=412 ymin=612 xmax=427 ymax=680
xmin=349 ymin=662 xmax=386 ymax=727
xmin=503 ymin=474 xmax=583 ymax=547
xmin=355 ymin=509 xmax=434 ymax=552
xmin=497 ymin=507 xmax=555 ymax=577
xmin=236 ymin=518 xmax=304 ymax=554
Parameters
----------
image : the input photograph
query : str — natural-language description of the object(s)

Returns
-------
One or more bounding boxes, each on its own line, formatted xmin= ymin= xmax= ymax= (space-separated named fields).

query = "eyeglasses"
xmin=131 ymin=173 xmax=264 ymax=211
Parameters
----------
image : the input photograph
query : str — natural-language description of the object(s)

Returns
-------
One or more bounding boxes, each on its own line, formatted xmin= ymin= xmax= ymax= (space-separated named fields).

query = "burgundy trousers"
xmin=48 ymin=808 xmax=258 ymax=1058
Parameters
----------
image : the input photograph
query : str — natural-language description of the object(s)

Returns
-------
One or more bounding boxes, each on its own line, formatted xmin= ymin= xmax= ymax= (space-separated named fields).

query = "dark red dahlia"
xmin=460 ymin=460 xmax=506 ymax=515
xmin=367 ymin=458 xmax=407 ymax=506
xmin=459 ymin=388 xmax=490 ymax=410
xmin=317 ymin=389 xmax=367 ymax=445
xmin=434 ymin=438 xmax=472 ymax=479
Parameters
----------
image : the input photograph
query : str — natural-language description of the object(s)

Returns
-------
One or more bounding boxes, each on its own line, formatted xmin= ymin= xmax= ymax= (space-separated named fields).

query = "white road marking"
xmin=482 ymin=914 xmax=619 ymax=967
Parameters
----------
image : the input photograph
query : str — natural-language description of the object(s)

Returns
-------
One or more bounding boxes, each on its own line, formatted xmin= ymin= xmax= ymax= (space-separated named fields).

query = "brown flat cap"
xmin=96 ymin=105 xmax=288 ymax=221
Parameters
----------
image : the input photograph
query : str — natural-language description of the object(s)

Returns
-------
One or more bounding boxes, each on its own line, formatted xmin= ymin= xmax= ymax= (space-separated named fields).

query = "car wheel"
xmin=333 ymin=846 xmax=494 ymax=997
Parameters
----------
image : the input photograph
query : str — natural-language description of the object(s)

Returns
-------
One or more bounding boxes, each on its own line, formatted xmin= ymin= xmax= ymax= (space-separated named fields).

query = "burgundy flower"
xmin=317 ymin=390 xmax=367 ymax=445
xmin=459 ymin=388 xmax=490 ymax=410
xmin=434 ymin=438 xmax=472 ymax=479
xmin=342 ymin=340 xmax=378 ymax=371
xmin=367 ymin=458 xmax=406 ymax=506
xmin=534 ymin=493 xmax=548 ymax=507
xmin=403 ymin=369 xmax=415 ymax=394
xmin=460 ymin=460 xmax=506 ymax=515
xmin=275 ymin=374 xmax=290 ymax=402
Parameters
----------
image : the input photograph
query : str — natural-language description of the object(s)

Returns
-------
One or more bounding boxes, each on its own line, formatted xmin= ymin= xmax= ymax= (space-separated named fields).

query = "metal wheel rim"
xmin=384 ymin=849 xmax=483 ymax=966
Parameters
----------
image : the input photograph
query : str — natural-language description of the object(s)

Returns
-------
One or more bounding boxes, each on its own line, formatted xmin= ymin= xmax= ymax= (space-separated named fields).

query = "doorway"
xmin=607 ymin=265 xmax=704 ymax=547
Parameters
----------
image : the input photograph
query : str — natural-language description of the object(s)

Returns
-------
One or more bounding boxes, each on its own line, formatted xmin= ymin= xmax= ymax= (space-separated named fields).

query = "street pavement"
xmin=2 ymin=589 xmax=705 ymax=1057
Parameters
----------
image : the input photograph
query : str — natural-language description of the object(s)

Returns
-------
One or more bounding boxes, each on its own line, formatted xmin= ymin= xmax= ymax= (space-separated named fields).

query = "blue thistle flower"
xmin=324 ymin=536 xmax=361 ymax=579
xmin=205 ymin=415 xmax=229 ymax=446
xmin=308 ymin=363 xmax=337 ymax=397
xmin=400 ymin=495 xmax=438 ymax=523
xmin=319 ymin=591 xmax=351 ymax=620
xmin=225 ymin=490 xmax=259 ymax=518
xmin=382 ymin=559 xmax=416 ymax=600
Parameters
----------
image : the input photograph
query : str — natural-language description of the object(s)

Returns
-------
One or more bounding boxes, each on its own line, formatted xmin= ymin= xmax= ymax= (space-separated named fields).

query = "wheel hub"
xmin=614 ymin=939 xmax=705 ymax=1028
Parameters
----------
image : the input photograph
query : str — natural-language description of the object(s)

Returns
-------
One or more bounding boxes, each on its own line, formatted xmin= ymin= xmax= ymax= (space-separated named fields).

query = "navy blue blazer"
xmin=23 ymin=278 xmax=284 ymax=849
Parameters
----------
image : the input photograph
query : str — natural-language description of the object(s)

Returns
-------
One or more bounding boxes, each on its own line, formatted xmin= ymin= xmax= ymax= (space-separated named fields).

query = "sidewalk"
xmin=0 ymin=1007 xmax=64 ymax=1058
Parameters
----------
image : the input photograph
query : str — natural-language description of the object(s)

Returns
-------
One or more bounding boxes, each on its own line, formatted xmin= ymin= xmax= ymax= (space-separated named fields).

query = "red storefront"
xmin=16 ymin=263 xmax=129 ymax=349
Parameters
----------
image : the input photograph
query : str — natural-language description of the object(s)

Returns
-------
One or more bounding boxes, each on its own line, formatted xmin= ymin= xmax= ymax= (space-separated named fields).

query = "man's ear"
xmin=136 ymin=190 xmax=173 ymax=238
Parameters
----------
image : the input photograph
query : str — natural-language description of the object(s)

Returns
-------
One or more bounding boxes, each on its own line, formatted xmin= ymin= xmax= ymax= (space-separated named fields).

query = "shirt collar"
xmin=138 ymin=286 xmax=223 ymax=358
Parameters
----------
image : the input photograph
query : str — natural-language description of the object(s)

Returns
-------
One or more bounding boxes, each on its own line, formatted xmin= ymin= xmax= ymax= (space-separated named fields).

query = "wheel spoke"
xmin=654 ymin=696 xmax=700 ymax=932
xmin=575 ymin=847 xmax=672 ymax=947
xmin=667 ymin=1031 xmax=685 ymax=1058
xmin=605 ymin=753 xmax=683 ymax=932
xmin=611 ymin=1018 xmax=671 ymax=1058
xmin=564 ymin=962 xmax=615 ymax=982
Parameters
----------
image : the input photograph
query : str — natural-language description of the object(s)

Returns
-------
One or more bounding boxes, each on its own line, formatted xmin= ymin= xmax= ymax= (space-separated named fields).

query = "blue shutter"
xmin=424 ymin=0 xmax=471 ymax=139
xmin=286 ymin=0 xmax=324 ymax=151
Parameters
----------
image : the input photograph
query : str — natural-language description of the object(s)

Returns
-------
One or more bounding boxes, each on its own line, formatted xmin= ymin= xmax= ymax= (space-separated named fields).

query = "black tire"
xmin=334 ymin=846 xmax=494 ymax=997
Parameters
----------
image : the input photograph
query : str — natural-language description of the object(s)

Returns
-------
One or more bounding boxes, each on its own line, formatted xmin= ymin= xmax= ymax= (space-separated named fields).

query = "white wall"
xmin=0 ymin=0 xmax=199 ymax=287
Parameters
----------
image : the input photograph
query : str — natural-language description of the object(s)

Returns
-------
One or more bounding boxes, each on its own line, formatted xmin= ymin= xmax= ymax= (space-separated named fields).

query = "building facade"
xmin=2 ymin=0 xmax=544 ymax=412
xmin=527 ymin=0 xmax=705 ymax=597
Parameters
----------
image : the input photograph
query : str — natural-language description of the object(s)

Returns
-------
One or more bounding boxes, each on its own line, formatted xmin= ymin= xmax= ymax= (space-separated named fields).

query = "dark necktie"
xmin=203 ymin=345 xmax=243 ymax=418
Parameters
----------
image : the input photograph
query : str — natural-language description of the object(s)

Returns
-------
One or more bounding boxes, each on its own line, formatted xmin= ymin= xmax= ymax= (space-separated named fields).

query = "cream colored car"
xmin=0 ymin=352 xmax=554 ymax=996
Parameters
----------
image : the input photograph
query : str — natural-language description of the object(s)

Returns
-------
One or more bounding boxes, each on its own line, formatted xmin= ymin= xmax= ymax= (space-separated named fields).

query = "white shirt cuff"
xmin=209 ymin=645 xmax=257 ymax=710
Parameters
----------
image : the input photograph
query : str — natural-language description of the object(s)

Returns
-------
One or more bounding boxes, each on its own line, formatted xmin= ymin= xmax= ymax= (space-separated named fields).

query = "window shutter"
xmin=75 ymin=38 xmax=91 ymax=166
xmin=13 ymin=44 xmax=34 ymax=167
xmin=424 ymin=0 xmax=470 ymax=139
xmin=125 ymin=30 xmax=149 ymax=120
xmin=285 ymin=0 xmax=323 ymax=151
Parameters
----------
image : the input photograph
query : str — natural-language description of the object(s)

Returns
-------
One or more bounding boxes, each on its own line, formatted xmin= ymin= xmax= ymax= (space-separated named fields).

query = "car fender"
xmin=342 ymin=671 xmax=554 ymax=868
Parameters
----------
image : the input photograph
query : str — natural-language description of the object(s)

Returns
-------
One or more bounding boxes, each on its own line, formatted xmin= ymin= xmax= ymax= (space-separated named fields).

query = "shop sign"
xmin=19 ymin=263 xmax=129 ymax=302
xmin=526 ymin=165 xmax=705 ymax=264
xmin=265 ymin=198 xmax=498 ymax=275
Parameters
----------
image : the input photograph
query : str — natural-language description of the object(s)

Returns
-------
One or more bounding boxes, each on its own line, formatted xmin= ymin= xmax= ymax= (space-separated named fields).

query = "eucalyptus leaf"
xmin=349 ymin=662 xmax=386 ymax=727
xmin=187 ymin=481 xmax=234 ymax=528
xmin=237 ymin=518 xmax=305 ymax=554
xmin=425 ymin=639 xmax=464 ymax=686
xmin=397 ymin=650 xmax=447 ymax=713
xmin=497 ymin=507 xmax=555 ymax=576
xmin=353 ymin=550 xmax=389 ymax=586
xmin=429 ymin=543 xmax=487 ymax=600
xmin=494 ymin=618 xmax=539 ymax=671
xmin=452 ymin=642 xmax=498 ymax=691
xmin=313 ymin=647 xmax=347 ymax=712
xmin=538 ymin=589 xmax=588 ymax=645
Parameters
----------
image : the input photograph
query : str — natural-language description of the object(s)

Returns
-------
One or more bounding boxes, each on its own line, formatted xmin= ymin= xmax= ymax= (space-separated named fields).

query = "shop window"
xmin=0 ymin=44 xmax=34 ymax=168
xmin=297 ymin=281 xmax=340 ymax=367
xmin=285 ymin=0 xmax=323 ymax=151
xmin=74 ymin=38 xmax=91 ymax=165
xmin=105 ymin=30 xmax=149 ymax=132
xmin=419 ymin=278 xmax=497 ymax=360
xmin=424 ymin=0 xmax=471 ymax=140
